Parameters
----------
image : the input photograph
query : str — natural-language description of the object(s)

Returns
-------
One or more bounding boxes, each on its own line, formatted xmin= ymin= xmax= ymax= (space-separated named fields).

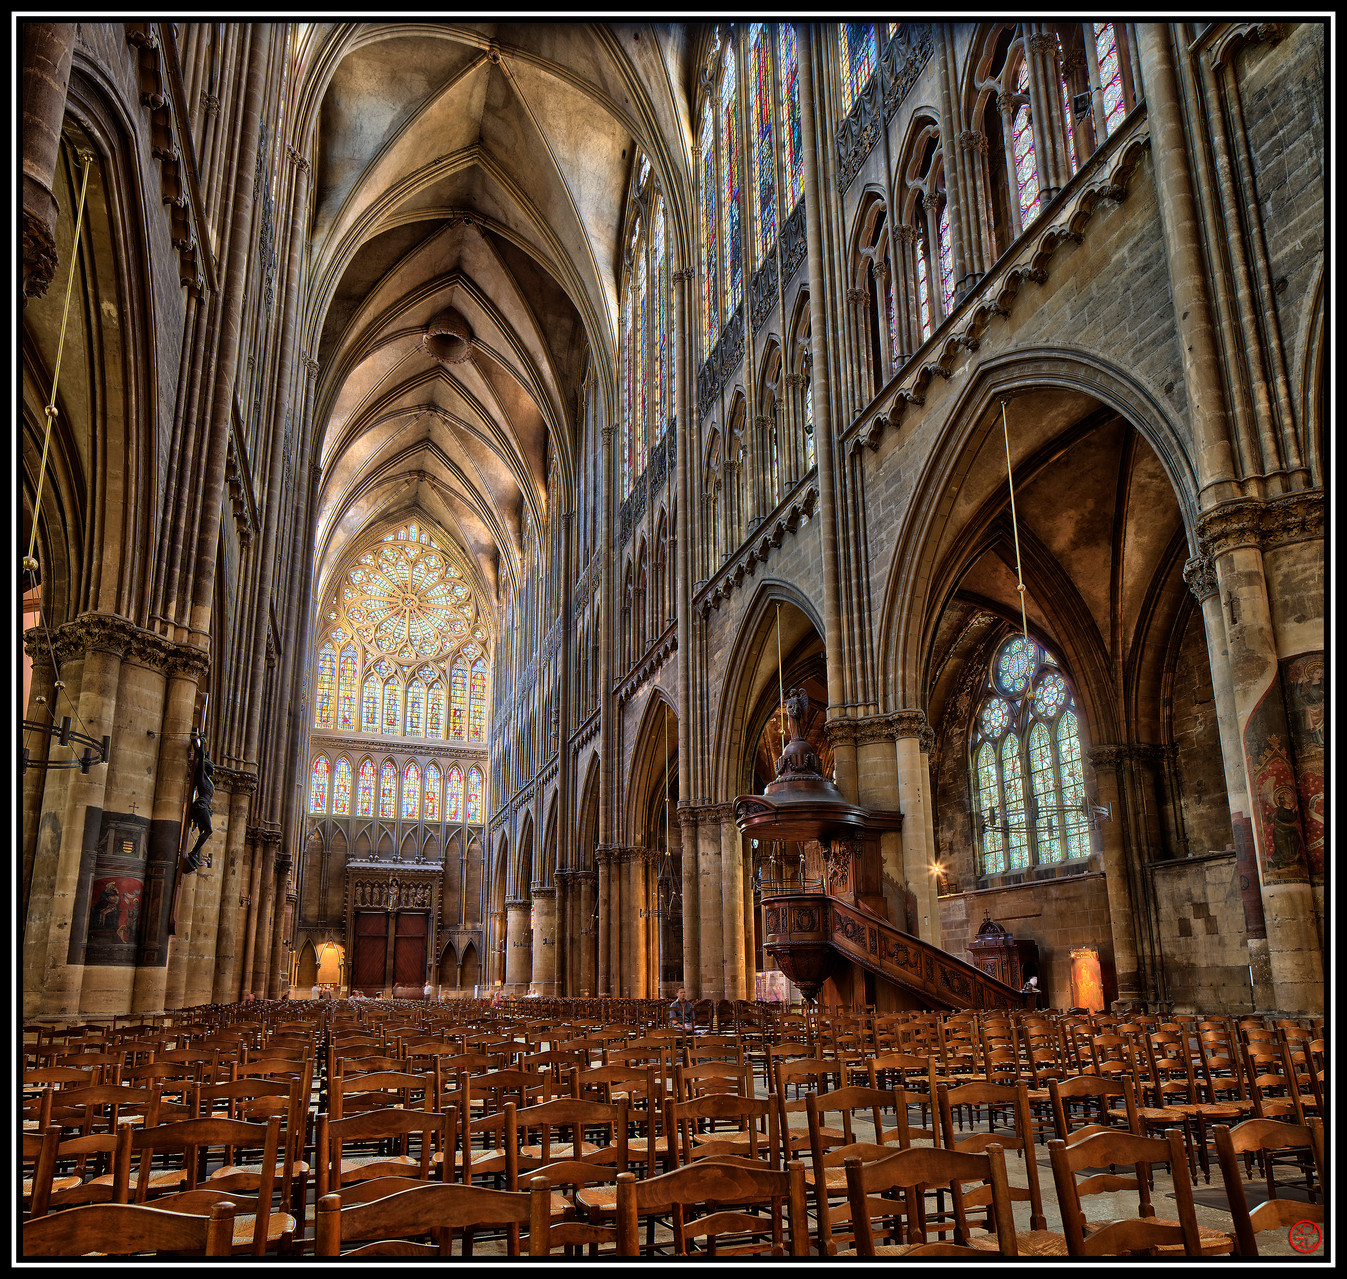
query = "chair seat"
xmin=1107 ymin=1106 xmax=1187 ymax=1123
xmin=210 ymin=1159 xmax=310 ymax=1180
xmin=231 ymin=1211 xmax=297 ymax=1247
xmin=1165 ymin=1103 xmax=1246 ymax=1120
xmin=23 ymin=1174 xmax=82 ymax=1197
xmin=803 ymin=1165 xmax=850 ymax=1191
xmin=89 ymin=1167 xmax=187 ymax=1190
xmin=969 ymin=1229 xmax=1068 ymax=1256
xmin=519 ymin=1141 xmax=598 ymax=1159
xmin=574 ymin=1184 xmax=619 ymax=1213
xmin=1137 ymin=1218 xmax=1235 ymax=1256
xmin=339 ymin=1153 xmax=419 ymax=1173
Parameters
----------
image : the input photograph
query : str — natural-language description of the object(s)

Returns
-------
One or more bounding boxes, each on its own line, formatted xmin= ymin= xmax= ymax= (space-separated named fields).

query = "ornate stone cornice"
xmin=1197 ymin=491 xmax=1323 ymax=559
xmin=1183 ymin=554 xmax=1219 ymax=602
xmin=126 ymin=630 xmax=173 ymax=671
xmin=214 ymin=764 xmax=259 ymax=796
xmin=827 ymin=709 xmax=935 ymax=753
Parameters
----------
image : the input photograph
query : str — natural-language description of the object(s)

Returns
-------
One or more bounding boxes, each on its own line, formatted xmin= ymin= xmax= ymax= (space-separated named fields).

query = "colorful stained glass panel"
xmin=840 ymin=23 xmax=877 ymax=114
xmin=337 ymin=645 xmax=357 ymax=730
xmin=466 ymin=768 xmax=483 ymax=823
xmin=1095 ymin=23 xmax=1124 ymax=136
xmin=402 ymin=762 xmax=421 ymax=820
xmin=424 ymin=763 xmax=441 ymax=821
xmin=1001 ymin=733 xmax=1029 ymax=869
xmin=1058 ymin=710 xmax=1089 ymax=858
xmin=333 ymin=758 xmax=352 ymax=816
xmin=938 ymin=203 xmax=954 ymax=313
xmin=976 ymin=741 xmax=1004 ymax=875
xmin=778 ymin=24 xmax=803 ymax=213
xmin=721 ymin=46 xmax=743 ymax=313
xmin=469 ymin=660 xmax=487 ymax=741
xmin=362 ymin=675 xmax=380 ymax=733
xmin=427 ymin=681 xmax=444 ymax=737
xmin=980 ymin=698 xmax=1012 ymax=738
xmin=701 ymin=108 xmax=718 ymax=356
xmin=447 ymin=766 xmax=464 ymax=822
xmin=310 ymin=757 xmax=329 ymax=812
xmin=405 ymin=680 xmax=425 ymax=737
xmin=1028 ymin=721 xmax=1062 ymax=862
xmin=750 ymin=22 xmax=776 ymax=266
xmin=314 ymin=645 xmax=336 ymax=729
xmin=357 ymin=760 xmax=375 ymax=817
xmin=379 ymin=760 xmax=396 ymax=819
xmin=996 ymin=636 xmax=1038 ymax=696
xmin=383 ymin=681 xmax=400 ymax=734
xmin=450 ymin=663 xmax=468 ymax=738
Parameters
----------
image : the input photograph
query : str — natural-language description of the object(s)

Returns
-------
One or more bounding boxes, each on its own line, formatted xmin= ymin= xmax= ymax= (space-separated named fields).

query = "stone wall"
xmin=938 ymin=872 xmax=1115 ymax=1011
xmin=1149 ymin=851 xmax=1253 ymax=1013
xmin=1169 ymin=605 xmax=1235 ymax=856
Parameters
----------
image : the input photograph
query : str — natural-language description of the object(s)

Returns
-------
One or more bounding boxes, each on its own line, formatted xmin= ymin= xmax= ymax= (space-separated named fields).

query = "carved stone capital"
xmin=165 ymin=641 xmax=211 ymax=683
xmin=922 ymin=191 xmax=942 ymax=211
xmin=1059 ymin=49 xmax=1086 ymax=76
xmin=126 ymin=630 xmax=173 ymax=671
xmin=575 ymin=869 xmax=598 ymax=888
xmin=56 ymin=612 xmax=138 ymax=661
xmin=504 ymin=896 xmax=531 ymax=911
xmin=304 ymin=357 xmax=320 ymax=380
xmin=23 ymin=627 xmax=55 ymax=669
xmin=601 ymin=426 xmax=616 ymax=443
xmin=286 ymin=145 xmax=310 ymax=174
xmin=530 ymin=884 xmax=556 ymax=899
xmin=22 ymin=208 xmax=59 ymax=300
xmin=847 ymin=287 xmax=868 ymax=307
xmin=890 ymin=709 xmax=936 ymax=753
xmin=896 ymin=223 xmax=920 ymax=245
xmin=672 ymin=267 xmax=695 ymax=284
xmin=958 ymin=129 xmax=988 ymax=153
xmin=997 ymin=91 xmax=1020 ymax=116
xmin=215 ymin=764 xmax=259 ymax=796
xmin=199 ymin=90 xmax=221 ymax=116
xmin=1197 ymin=491 xmax=1324 ymax=559
xmin=1027 ymin=32 xmax=1060 ymax=58
xmin=823 ymin=717 xmax=858 ymax=750
xmin=1182 ymin=554 xmax=1219 ymax=602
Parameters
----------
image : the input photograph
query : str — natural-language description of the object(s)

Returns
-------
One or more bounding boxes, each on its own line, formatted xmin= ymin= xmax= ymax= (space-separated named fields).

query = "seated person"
xmin=669 ymin=986 xmax=696 ymax=1031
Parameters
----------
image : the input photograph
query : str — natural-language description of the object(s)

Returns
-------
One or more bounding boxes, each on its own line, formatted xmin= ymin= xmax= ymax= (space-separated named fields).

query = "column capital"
xmin=1182 ymin=553 xmax=1219 ymax=601
xmin=1197 ymin=491 xmax=1323 ymax=559
xmin=959 ymin=129 xmax=989 ymax=153
xmin=215 ymin=764 xmax=259 ymax=795
xmin=895 ymin=223 xmax=920 ymax=244
xmin=286 ymin=145 xmax=310 ymax=174
xmin=530 ymin=884 xmax=556 ymax=899
xmin=1027 ymin=32 xmax=1060 ymax=58
xmin=672 ymin=267 xmax=695 ymax=285
xmin=846 ymin=287 xmax=868 ymax=307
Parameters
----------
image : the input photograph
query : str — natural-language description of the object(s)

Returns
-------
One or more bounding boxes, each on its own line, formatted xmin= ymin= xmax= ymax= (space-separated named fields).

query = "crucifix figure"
xmin=182 ymin=732 xmax=215 ymax=874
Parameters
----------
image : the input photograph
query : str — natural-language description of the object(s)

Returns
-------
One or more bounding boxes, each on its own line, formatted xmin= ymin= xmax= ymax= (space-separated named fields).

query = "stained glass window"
xmin=402 ymin=762 xmax=421 ymax=820
xmin=622 ymin=291 xmax=634 ymax=496
xmin=340 ymin=538 xmax=467 ymax=663
xmin=466 ymin=767 xmax=483 ymax=823
xmin=654 ymin=200 xmax=667 ymax=439
xmin=361 ymin=674 xmax=380 ymax=733
xmin=379 ymin=760 xmax=396 ymax=819
xmin=447 ymin=765 xmax=464 ymax=822
xmin=916 ymin=244 xmax=931 ymax=340
xmin=337 ymin=645 xmax=357 ymax=730
xmin=427 ymin=681 xmax=444 ymax=737
xmin=720 ymin=46 xmax=743 ymax=315
xmin=1094 ymin=23 xmax=1124 ymax=137
xmin=469 ymin=659 xmax=487 ymax=741
xmin=700 ymin=107 xmax=718 ymax=357
xmin=424 ymin=763 xmax=441 ymax=821
xmin=637 ymin=253 xmax=648 ymax=468
xmin=750 ymin=23 xmax=776 ymax=267
xmin=310 ymin=756 xmax=329 ymax=812
xmin=1062 ymin=73 xmax=1078 ymax=174
xmin=975 ymin=742 xmax=1004 ymax=874
xmin=971 ymin=637 xmax=1090 ymax=876
xmin=1013 ymin=61 xmax=1040 ymax=226
xmin=405 ymin=680 xmax=425 ymax=737
xmin=357 ymin=759 xmax=375 ymax=817
xmin=778 ymin=24 xmax=803 ymax=214
xmin=840 ymin=23 xmax=877 ymax=114
xmin=333 ymin=757 xmax=352 ymax=816
xmin=313 ymin=645 xmax=336 ymax=729
xmin=382 ymin=680 xmax=401 ymax=734
xmin=804 ymin=375 xmax=815 ymax=470
xmin=938 ymin=202 xmax=954 ymax=314
xmin=450 ymin=662 xmax=468 ymax=738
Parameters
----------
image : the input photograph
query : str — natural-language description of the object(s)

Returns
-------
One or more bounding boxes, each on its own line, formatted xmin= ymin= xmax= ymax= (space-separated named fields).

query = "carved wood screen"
xmin=352 ymin=911 xmax=388 ymax=991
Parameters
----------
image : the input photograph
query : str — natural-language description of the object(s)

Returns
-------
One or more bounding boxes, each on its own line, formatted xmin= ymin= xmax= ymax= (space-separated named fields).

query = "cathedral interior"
xmin=20 ymin=20 xmax=1326 ymax=1024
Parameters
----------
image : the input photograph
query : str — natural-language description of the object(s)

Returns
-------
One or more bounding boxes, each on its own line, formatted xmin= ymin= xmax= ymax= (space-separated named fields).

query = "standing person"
xmin=670 ymin=987 xmax=695 ymax=1032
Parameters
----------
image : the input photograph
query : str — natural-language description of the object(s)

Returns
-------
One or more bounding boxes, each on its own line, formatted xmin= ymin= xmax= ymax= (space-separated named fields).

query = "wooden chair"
xmin=526 ymin=1173 xmax=624 ymax=1256
xmin=865 ymin=1050 xmax=940 ymax=1144
xmin=773 ymin=1056 xmax=844 ymax=1161
xmin=842 ymin=1143 xmax=1018 ymax=1256
xmin=315 ymin=1180 xmax=534 ymax=1256
xmin=27 ymin=1122 xmax=134 ymax=1217
xmin=1047 ymin=1073 xmax=1129 ymax=1147
xmin=668 ymin=1091 xmax=777 ymax=1166
xmin=937 ymin=1079 xmax=1066 ymax=1256
xmin=1213 ymin=1117 xmax=1325 ymax=1257
xmin=1046 ymin=1127 xmax=1208 ymax=1257
xmin=316 ymin=1105 xmax=443 ymax=1199
xmin=805 ymin=1085 xmax=908 ymax=1254
xmin=23 ymin=1200 xmax=237 ymax=1257
xmin=615 ymin=1158 xmax=810 ymax=1257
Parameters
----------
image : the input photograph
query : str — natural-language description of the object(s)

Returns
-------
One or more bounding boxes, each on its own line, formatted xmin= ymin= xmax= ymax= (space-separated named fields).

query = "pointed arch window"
xmin=916 ymin=243 xmax=932 ymax=340
xmin=778 ymin=23 xmax=803 ymax=213
xmin=622 ymin=289 xmax=634 ymax=497
xmin=333 ymin=758 xmax=352 ymax=816
xmin=313 ymin=645 xmax=336 ymax=729
xmin=337 ymin=645 xmax=358 ymax=730
xmin=450 ymin=661 xmax=468 ymax=738
xmin=310 ymin=756 xmax=330 ymax=812
xmin=839 ymin=23 xmax=878 ymax=114
xmin=1012 ymin=61 xmax=1040 ymax=226
xmin=447 ymin=765 xmax=464 ymax=822
xmin=700 ymin=106 xmax=719 ymax=358
xmin=654 ymin=198 xmax=667 ymax=439
xmin=466 ymin=767 xmax=484 ymax=823
xmin=1094 ymin=23 xmax=1125 ymax=137
xmin=636 ymin=251 xmax=648 ymax=471
xmin=405 ymin=679 xmax=425 ymax=737
xmin=749 ymin=22 xmax=776 ymax=267
xmin=720 ymin=45 xmax=743 ymax=317
xmin=379 ymin=760 xmax=397 ymax=819
xmin=970 ymin=636 xmax=1092 ymax=878
xmin=402 ymin=762 xmax=421 ymax=820
xmin=424 ymin=762 xmax=441 ymax=821
xmin=361 ymin=674 xmax=380 ymax=733
xmin=382 ymin=679 xmax=401 ymax=735
xmin=427 ymin=680 xmax=444 ymax=738
xmin=937 ymin=201 xmax=954 ymax=314
xmin=357 ymin=759 xmax=376 ymax=818
xmin=469 ymin=659 xmax=487 ymax=742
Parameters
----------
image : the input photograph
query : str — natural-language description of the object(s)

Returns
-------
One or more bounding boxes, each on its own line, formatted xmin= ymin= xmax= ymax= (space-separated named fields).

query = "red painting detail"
xmin=89 ymin=875 xmax=143 ymax=944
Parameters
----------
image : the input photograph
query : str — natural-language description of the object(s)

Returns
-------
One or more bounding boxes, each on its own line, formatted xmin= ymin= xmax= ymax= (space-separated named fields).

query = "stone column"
xmin=236 ymin=825 xmax=263 ymax=996
xmin=958 ymin=129 xmax=993 ymax=279
xmin=1024 ymin=27 xmax=1070 ymax=201
xmin=21 ymin=631 xmax=56 ymax=916
xmin=1183 ymin=554 xmax=1272 ymax=1006
xmin=798 ymin=25 xmax=857 ymax=802
xmin=266 ymin=856 xmax=292 ymax=999
xmin=997 ymin=92 xmax=1024 ymax=240
xmin=211 ymin=775 xmax=256 ymax=1002
xmin=21 ymin=22 xmax=76 ymax=300
xmin=892 ymin=715 xmax=940 ymax=944
xmin=846 ymin=716 xmax=905 ymax=921
xmin=719 ymin=807 xmax=746 ymax=1001
xmin=595 ymin=848 xmax=613 ymax=996
xmin=1085 ymin=747 xmax=1144 ymax=1004
xmin=697 ymin=813 xmax=724 ymax=1000
xmin=891 ymin=227 xmax=919 ymax=361
xmin=246 ymin=832 xmax=279 ymax=998
xmin=678 ymin=808 xmax=701 ymax=1000
xmin=530 ymin=885 xmax=557 ymax=995
xmin=934 ymin=23 xmax=971 ymax=293
xmin=503 ymin=897 xmax=531 ymax=991
xmin=577 ymin=868 xmax=597 ymax=997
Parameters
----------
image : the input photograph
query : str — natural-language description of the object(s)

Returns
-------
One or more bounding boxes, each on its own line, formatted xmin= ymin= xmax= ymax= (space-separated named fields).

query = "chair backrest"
xmin=668 ymin=1091 xmax=777 ymax=1167
xmin=615 ymin=1158 xmax=809 ymax=1256
xmin=22 ymin=1200 xmax=237 ymax=1256
xmin=514 ymin=1096 xmax=629 ymax=1179
xmin=316 ymin=1105 xmax=445 ymax=1196
xmin=1047 ymin=1126 xmax=1201 ymax=1256
xmin=315 ymin=1181 xmax=533 ymax=1256
xmin=843 ymin=1143 xmax=1018 ymax=1255
xmin=1213 ymin=1116 xmax=1325 ymax=1257
xmin=28 ymin=1122 xmax=135 ymax=1217
xmin=1047 ymin=1072 xmax=1129 ymax=1146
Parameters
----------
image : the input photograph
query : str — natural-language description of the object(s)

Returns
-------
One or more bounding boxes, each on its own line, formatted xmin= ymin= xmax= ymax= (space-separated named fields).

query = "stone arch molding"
xmin=877 ymin=347 xmax=1201 ymax=710
xmin=708 ymin=578 xmax=826 ymax=804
